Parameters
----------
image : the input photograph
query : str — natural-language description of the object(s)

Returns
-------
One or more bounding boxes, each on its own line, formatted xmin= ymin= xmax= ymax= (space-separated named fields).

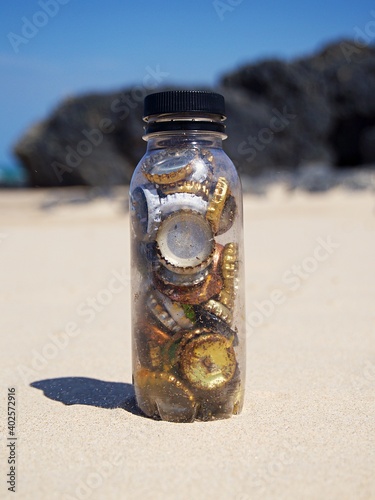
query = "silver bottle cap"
xmin=156 ymin=210 xmax=215 ymax=274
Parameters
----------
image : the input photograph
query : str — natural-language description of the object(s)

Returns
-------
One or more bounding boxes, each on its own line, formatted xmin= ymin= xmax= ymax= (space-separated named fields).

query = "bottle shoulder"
xmin=131 ymin=144 xmax=240 ymax=193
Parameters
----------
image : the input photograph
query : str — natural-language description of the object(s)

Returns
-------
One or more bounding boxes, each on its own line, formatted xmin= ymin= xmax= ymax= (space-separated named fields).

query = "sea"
xmin=0 ymin=163 xmax=29 ymax=187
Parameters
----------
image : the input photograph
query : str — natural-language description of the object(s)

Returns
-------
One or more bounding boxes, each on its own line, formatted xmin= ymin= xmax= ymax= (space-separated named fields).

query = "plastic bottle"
xmin=129 ymin=90 xmax=245 ymax=422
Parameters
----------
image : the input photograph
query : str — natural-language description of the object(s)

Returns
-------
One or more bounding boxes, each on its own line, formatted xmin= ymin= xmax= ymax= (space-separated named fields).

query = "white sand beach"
xmin=0 ymin=186 xmax=374 ymax=499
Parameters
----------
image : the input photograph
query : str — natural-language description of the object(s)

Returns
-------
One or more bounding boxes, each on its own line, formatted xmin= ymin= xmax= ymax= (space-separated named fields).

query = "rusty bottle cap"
xmin=134 ymin=320 xmax=171 ymax=370
xmin=134 ymin=368 xmax=197 ymax=422
xmin=154 ymin=270 xmax=223 ymax=305
xmin=153 ymin=260 xmax=209 ymax=287
xmin=179 ymin=333 xmax=236 ymax=391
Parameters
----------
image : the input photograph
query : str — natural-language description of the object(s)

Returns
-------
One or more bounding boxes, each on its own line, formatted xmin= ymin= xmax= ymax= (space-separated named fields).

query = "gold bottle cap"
xmin=222 ymin=242 xmax=237 ymax=262
xmin=159 ymin=180 xmax=210 ymax=199
xmin=175 ymin=327 xmax=209 ymax=357
xmin=156 ymin=210 xmax=215 ymax=274
xmin=196 ymin=370 xmax=242 ymax=420
xmin=218 ymin=243 xmax=239 ymax=312
xmin=173 ymin=326 xmax=235 ymax=362
xmin=179 ymin=333 xmax=236 ymax=391
xmin=217 ymin=194 xmax=237 ymax=235
xmin=134 ymin=320 xmax=171 ymax=370
xmin=221 ymin=242 xmax=239 ymax=281
xmin=134 ymin=368 xmax=197 ymax=422
xmin=203 ymin=299 xmax=233 ymax=325
xmin=154 ymin=270 xmax=223 ymax=305
xmin=167 ymin=327 xmax=223 ymax=372
xmin=206 ymin=177 xmax=230 ymax=234
xmin=143 ymin=153 xmax=195 ymax=185
xmin=217 ymin=288 xmax=235 ymax=310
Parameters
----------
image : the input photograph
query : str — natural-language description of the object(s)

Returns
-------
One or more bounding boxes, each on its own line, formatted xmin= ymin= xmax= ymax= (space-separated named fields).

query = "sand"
xmin=0 ymin=185 xmax=374 ymax=500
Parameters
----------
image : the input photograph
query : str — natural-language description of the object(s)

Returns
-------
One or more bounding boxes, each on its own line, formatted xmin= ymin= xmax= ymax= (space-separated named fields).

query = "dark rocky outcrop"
xmin=220 ymin=39 xmax=375 ymax=174
xmin=14 ymin=90 xmax=145 ymax=187
xmin=14 ymin=40 xmax=375 ymax=187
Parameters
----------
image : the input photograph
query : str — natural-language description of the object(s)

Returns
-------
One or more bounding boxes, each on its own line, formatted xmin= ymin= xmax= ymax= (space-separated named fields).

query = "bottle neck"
xmin=144 ymin=132 xmax=224 ymax=152
xmin=143 ymin=112 xmax=226 ymax=144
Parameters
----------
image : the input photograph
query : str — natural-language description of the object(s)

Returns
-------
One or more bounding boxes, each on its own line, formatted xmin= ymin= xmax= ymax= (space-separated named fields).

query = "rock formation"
xmin=14 ymin=40 xmax=375 ymax=187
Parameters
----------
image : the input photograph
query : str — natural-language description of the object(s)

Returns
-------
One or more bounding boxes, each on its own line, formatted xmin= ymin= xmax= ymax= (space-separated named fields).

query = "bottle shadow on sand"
xmin=30 ymin=377 xmax=145 ymax=417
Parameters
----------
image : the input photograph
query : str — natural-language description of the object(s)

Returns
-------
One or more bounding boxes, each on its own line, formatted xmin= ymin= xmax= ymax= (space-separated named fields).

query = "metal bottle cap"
xmin=179 ymin=333 xmax=236 ymax=391
xmin=160 ymin=192 xmax=208 ymax=218
xmin=203 ymin=299 xmax=233 ymax=325
xmin=152 ymin=243 xmax=224 ymax=304
xmin=160 ymin=180 xmax=210 ymax=199
xmin=221 ymin=242 xmax=239 ymax=281
xmin=163 ymin=297 xmax=195 ymax=330
xmin=206 ymin=177 xmax=230 ymax=234
xmin=153 ymin=261 xmax=209 ymax=287
xmin=153 ymin=269 xmax=223 ymax=305
xmin=131 ymin=185 xmax=161 ymax=241
xmin=218 ymin=242 xmax=239 ymax=310
xmin=142 ymin=150 xmax=196 ymax=185
xmin=134 ymin=368 xmax=197 ymax=422
xmin=146 ymin=291 xmax=182 ymax=333
xmin=156 ymin=210 xmax=215 ymax=274
xmin=206 ymin=177 xmax=238 ymax=235
xmin=134 ymin=320 xmax=171 ymax=370
xmin=218 ymin=194 xmax=237 ymax=235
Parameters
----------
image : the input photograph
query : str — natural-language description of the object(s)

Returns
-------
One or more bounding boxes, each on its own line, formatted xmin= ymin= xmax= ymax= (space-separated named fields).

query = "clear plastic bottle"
xmin=129 ymin=91 xmax=245 ymax=422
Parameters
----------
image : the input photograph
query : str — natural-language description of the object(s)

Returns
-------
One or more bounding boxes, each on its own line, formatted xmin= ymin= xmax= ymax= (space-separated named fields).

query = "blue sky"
xmin=0 ymin=0 xmax=374 ymax=168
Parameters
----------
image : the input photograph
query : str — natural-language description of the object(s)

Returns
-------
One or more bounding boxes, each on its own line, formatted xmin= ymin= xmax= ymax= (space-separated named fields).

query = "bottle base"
xmin=136 ymin=397 xmax=242 ymax=423
xmin=134 ymin=367 xmax=243 ymax=423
